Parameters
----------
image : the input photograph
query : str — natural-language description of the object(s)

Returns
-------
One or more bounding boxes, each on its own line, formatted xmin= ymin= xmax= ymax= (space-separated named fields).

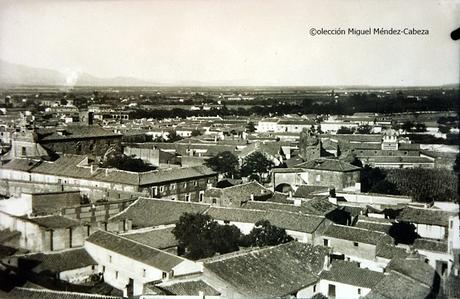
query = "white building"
xmin=85 ymin=230 xmax=202 ymax=297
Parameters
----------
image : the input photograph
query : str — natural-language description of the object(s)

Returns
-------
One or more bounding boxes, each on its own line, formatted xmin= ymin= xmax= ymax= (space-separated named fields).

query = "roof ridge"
xmin=91 ymin=230 xmax=186 ymax=262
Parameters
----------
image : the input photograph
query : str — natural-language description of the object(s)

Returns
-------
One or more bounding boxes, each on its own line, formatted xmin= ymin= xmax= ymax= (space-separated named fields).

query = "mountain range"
xmin=0 ymin=60 xmax=159 ymax=87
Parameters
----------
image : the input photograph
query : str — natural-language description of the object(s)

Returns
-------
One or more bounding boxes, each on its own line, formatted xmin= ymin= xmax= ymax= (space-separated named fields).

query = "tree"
xmin=401 ymin=121 xmax=415 ymax=132
xmin=245 ymin=122 xmax=256 ymax=133
xmin=101 ymin=153 xmax=156 ymax=172
xmin=389 ymin=222 xmax=419 ymax=245
xmin=414 ymin=123 xmax=426 ymax=132
xmin=240 ymin=152 xmax=274 ymax=181
xmin=167 ymin=130 xmax=183 ymax=142
xmin=210 ymin=224 xmax=242 ymax=254
xmin=356 ymin=125 xmax=372 ymax=134
xmin=205 ymin=151 xmax=240 ymax=178
xmin=172 ymin=213 xmax=243 ymax=259
xmin=191 ymin=129 xmax=202 ymax=137
xmin=438 ymin=125 xmax=451 ymax=134
xmin=336 ymin=126 xmax=355 ymax=134
xmin=172 ymin=213 xmax=217 ymax=259
xmin=241 ymin=220 xmax=293 ymax=247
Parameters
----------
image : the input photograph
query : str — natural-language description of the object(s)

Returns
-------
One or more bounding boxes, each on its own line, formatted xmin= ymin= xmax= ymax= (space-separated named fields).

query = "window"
xmin=21 ymin=146 xmax=26 ymax=156
xmin=224 ymin=220 xmax=230 ymax=224
xmin=183 ymin=182 xmax=187 ymax=188
xmin=450 ymin=220 xmax=453 ymax=229
xmin=316 ymin=175 xmax=321 ymax=183
xmin=162 ymin=272 xmax=167 ymax=279
xmin=109 ymin=255 xmax=112 ymax=263
xmin=115 ymin=271 xmax=118 ymax=279
xmin=171 ymin=184 xmax=176 ymax=190
xmin=358 ymin=288 xmax=361 ymax=295
xmin=323 ymin=239 xmax=329 ymax=246
xmin=160 ymin=186 xmax=164 ymax=192
xmin=212 ymin=198 xmax=217 ymax=204
xmin=353 ymin=242 xmax=359 ymax=247
xmin=313 ymin=285 xmax=316 ymax=292
xmin=194 ymin=181 xmax=198 ymax=186
xmin=185 ymin=194 xmax=190 ymax=202
xmin=199 ymin=192 xmax=204 ymax=202
xmin=143 ymin=269 xmax=146 ymax=278
xmin=102 ymin=265 xmax=105 ymax=273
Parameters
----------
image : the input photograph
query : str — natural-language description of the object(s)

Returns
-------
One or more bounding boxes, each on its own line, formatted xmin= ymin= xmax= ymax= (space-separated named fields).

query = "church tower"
xmin=299 ymin=128 xmax=322 ymax=161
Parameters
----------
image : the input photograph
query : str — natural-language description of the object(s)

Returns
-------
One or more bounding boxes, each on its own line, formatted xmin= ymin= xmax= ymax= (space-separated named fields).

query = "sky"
xmin=0 ymin=0 xmax=459 ymax=86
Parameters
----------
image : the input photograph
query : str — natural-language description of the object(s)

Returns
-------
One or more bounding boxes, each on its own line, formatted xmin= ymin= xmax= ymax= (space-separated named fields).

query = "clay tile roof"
xmin=204 ymin=242 xmax=329 ymax=298
xmin=206 ymin=181 xmax=273 ymax=203
xmin=297 ymin=159 xmax=361 ymax=172
xmin=387 ymin=257 xmax=437 ymax=287
xmin=413 ymin=238 xmax=448 ymax=253
xmin=8 ymin=287 xmax=122 ymax=299
xmin=365 ymin=271 xmax=432 ymax=299
xmin=376 ymin=243 xmax=409 ymax=260
xmin=109 ymin=197 xmax=211 ymax=228
xmin=206 ymin=206 xmax=267 ymax=224
xmin=86 ymin=230 xmax=184 ymax=272
xmin=207 ymin=206 xmax=325 ymax=234
xmin=320 ymin=260 xmax=384 ymax=289
xmin=396 ymin=206 xmax=456 ymax=227
xmin=293 ymin=185 xmax=330 ymax=198
xmin=37 ymin=125 xmax=121 ymax=141
xmin=154 ymin=280 xmax=220 ymax=296
xmin=23 ymin=215 xmax=81 ymax=229
xmin=0 ymin=158 xmax=42 ymax=171
xmin=15 ymin=248 xmax=96 ymax=273
xmin=323 ymin=224 xmax=387 ymax=245
xmin=121 ymin=226 xmax=178 ymax=250
xmin=31 ymin=155 xmax=216 ymax=186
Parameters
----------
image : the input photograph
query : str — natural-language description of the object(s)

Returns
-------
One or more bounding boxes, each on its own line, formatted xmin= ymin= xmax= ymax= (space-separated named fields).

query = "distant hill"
xmin=0 ymin=60 xmax=159 ymax=87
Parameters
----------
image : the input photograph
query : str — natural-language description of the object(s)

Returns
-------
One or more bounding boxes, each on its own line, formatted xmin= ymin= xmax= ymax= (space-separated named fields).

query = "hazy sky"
xmin=0 ymin=0 xmax=459 ymax=86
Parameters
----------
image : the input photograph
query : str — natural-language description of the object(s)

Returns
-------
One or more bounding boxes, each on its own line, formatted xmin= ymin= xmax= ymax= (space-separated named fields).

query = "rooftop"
xmin=13 ymin=248 xmax=96 ymax=273
xmin=86 ymin=230 xmax=185 ymax=272
xmin=37 ymin=125 xmax=121 ymax=141
xmin=204 ymin=242 xmax=329 ymax=298
xmin=323 ymin=224 xmax=388 ymax=245
xmin=121 ymin=226 xmax=178 ymax=250
xmin=296 ymin=159 xmax=361 ymax=172
xmin=8 ymin=288 xmax=122 ymax=299
xmin=152 ymin=280 xmax=220 ymax=296
xmin=413 ymin=238 xmax=448 ymax=253
xmin=320 ymin=260 xmax=384 ymax=289
xmin=365 ymin=271 xmax=432 ymax=299
xmin=387 ymin=257 xmax=437 ymax=287
xmin=397 ymin=206 xmax=456 ymax=227
xmin=23 ymin=215 xmax=81 ymax=229
xmin=110 ymin=197 xmax=211 ymax=228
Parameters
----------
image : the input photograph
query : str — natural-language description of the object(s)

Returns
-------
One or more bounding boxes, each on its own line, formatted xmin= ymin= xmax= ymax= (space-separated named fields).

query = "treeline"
xmin=361 ymin=167 xmax=458 ymax=202
xmin=128 ymin=92 xmax=458 ymax=119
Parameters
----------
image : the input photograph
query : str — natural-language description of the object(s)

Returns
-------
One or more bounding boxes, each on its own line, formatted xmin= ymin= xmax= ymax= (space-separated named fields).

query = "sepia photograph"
xmin=0 ymin=0 xmax=459 ymax=298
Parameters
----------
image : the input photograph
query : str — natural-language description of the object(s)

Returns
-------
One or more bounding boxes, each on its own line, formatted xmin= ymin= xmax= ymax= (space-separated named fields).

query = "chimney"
xmin=323 ymin=255 xmax=331 ymax=270
xmin=87 ymin=112 xmax=94 ymax=125
xmin=328 ymin=188 xmax=337 ymax=204
xmin=250 ymin=193 xmax=254 ymax=201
